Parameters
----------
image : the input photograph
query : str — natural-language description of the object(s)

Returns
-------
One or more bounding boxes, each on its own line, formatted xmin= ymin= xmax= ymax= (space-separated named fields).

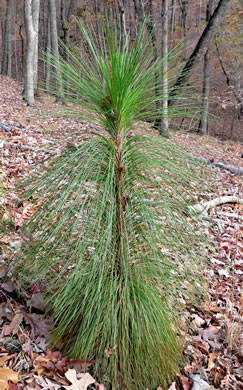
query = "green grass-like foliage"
xmin=18 ymin=20 xmax=208 ymax=389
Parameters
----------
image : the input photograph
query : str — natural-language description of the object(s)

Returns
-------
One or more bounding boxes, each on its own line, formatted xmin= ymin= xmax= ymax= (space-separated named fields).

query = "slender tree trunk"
xmin=181 ymin=0 xmax=188 ymax=58
xmin=1 ymin=0 xmax=12 ymax=77
xmin=118 ymin=0 xmax=127 ymax=47
xmin=23 ymin=0 xmax=39 ymax=106
xmin=133 ymin=0 xmax=145 ymax=25
xmin=49 ymin=0 xmax=64 ymax=103
xmin=144 ymin=1 xmax=162 ymax=131
xmin=18 ymin=24 xmax=25 ymax=77
xmin=45 ymin=15 xmax=51 ymax=91
xmin=198 ymin=50 xmax=210 ymax=135
xmin=61 ymin=0 xmax=75 ymax=49
xmin=169 ymin=0 xmax=232 ymax=104
xmin=198 ymin=0 xmax=213 ymax=135
xmin=94 ymin=0 xmax=102 ymax=50
xmin=170 ymin=0 xmax=176 ymax=33
xmin=33 ymin=0 xmax=40 ymax=93
xmin=60 ymin=0 xmax=75 ymax=90
xmin=160 ymin=0 xmax=169 ymax=137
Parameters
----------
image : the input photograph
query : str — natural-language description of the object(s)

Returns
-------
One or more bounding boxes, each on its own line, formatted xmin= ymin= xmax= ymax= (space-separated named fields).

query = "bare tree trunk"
xmin=198 ymin=50 xmax=210 ymax=135
xmin=60 ymin=0 xmax=75 ymax=90
xmin=169 ymin=0 xmax=232 ymax=104
xmin=61 ymin=0 xmax=75 ymax=48
xmin=170 ymin=0 xmax=177 ymax=33
xmin=23 ymin=0 xmax=40 ymax=106
xmin=1 ymin=0 xmax=12 ymax=77
xmin=49 ymin=0 xmax=64 ymax=103
xmin=94 ymin=0 xmax=102 ymax=50
xmin=133 ymin=0 xmax=145 ymax=25
xmin=159 ymin=0 xmax=169 ymax=137
xmin=198 ymin=0 xmax=213 ymax=135
xmin=118 ymin=0 xmax=128 ymax=47
xmin=181 ymin=0 xmax=188 ymax=58
xmin=45 ymin=15 xmax=51 ymax=91
xmin=33 ymin=0 xmax=40 ymax=93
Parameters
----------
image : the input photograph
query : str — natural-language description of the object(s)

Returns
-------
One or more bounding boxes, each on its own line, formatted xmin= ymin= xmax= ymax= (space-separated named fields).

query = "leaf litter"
xmin=0 ymin=76 xmax=242 ymax=389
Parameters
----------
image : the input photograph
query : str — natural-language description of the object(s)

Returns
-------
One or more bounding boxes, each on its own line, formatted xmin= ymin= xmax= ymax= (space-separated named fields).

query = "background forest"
xmin=0 ymin=0 xmax=242 ymax=141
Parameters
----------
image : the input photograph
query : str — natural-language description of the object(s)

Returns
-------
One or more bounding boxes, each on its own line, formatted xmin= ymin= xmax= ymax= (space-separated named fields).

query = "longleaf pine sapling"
xmin=18 ymin=20 xmax=209 ymax=389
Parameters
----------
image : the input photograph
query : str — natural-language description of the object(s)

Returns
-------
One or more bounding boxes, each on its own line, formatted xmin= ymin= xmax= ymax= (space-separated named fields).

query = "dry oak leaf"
xmin=34 ymin=375 xmax=61 ymax=389
xmin=178 ymin=374 xmax=192 ymax=390
xmin=167 ymin=382 xmax=177 ymax=389
xmin=0 ymin=355 xmax=16 ymax=367
xmin=0 ymin=368 xmax=18 ymax=390
xmin=208 ymin=352 xmax=218 ymax=370
xmin=64 ymin=369 xmax=95 ymax=390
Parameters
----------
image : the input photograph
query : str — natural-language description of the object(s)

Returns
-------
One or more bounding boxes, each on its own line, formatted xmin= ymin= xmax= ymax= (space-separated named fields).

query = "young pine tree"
xmin=18 ymin=20 xmax=208 ymax=389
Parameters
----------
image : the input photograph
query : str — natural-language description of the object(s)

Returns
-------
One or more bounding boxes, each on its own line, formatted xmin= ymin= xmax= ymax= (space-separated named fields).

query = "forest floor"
xmin=0 ymin=76 xmax=242 ymax=390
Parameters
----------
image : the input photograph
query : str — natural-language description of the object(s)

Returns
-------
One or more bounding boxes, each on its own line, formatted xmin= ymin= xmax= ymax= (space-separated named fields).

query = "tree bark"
xmin=49 ymin=0 xmax=64 ymax=103
xmin=33 ymin=0 xmax=40 ymax=93
xmin=118 ymin=0 xmax=128 ymax=47
xmin=198 ymin=0 xmax=213 ymax=135
xmin=160 ymin=0 xmax=169 ymax=137
xmin=23 ymin=0 xmax=40 ymax=106
xmin=170 ymin=0 xmax=177 ymax=33
xmin=1 ymin=0 xmax=12 ymax=77
xmin=45 ymin=15 xmax=51 ymax=91
xmin=169 ymin=0 xmax=232 ymax=104
xmin=94 ymin=0 xmax=102 ymax=50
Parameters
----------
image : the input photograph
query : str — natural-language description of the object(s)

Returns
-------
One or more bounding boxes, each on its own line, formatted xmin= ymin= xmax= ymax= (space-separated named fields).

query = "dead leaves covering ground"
xmin=0 ymin=76 xmax=242 ymax=389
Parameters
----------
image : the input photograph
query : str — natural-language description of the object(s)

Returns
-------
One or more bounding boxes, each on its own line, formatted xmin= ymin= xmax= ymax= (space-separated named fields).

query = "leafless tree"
xmin=169 ymin=0 xmax=232 ymax=103
xmin=1 ymin=0 xmax=13 ymax=77
xmin=198 ymin=0 xmax=213 ymax=135
xmin=49 ymin=0 xmax=64 ymax=102
xmin=23 ymin=0 xmax=40 ymax=106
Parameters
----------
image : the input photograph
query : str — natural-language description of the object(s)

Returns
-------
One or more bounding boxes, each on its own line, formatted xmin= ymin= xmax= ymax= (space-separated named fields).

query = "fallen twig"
xmin=0 ymin=140 xmax=60 ymax=154
xmin=0 ymin=122 xmax=11 ymax=132
xmin=216 ymin=211 xmax=243 ymax=221
xmin=186 ymin=196 xmax=243 ymax=215
xmin=191 ymin=155 xmax=243 ymax=175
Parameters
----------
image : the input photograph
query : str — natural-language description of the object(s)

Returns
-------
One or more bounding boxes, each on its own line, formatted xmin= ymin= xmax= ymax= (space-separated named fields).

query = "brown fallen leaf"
xmin=0 ymin=368 xmax=18 ymax=390
xmin=191 ymin=314 xmax=205 ymax=328
xmin=1 ymin=313 xmax=23 ymax=338
xmin=0 ymin=354 xmax=16 ymax=367
xmin=0 ymin=266 xmax=8 ymax=278
xmin=191 ymin=341 xmax=209 ymax=355
xmin=64 ymin=369 xmax=95 ymax=390
xmin=35 ymin=375 xmax=61 ymax=389
xmin=65 ymin=359 xmax=95 ymax=372
xmin=208 ymin=352 xmax=218 ymax=370
xmin=167 ymin=382 xmax=177 ymax=390
xmin=178 ymin=374 xmax=192 ymax=390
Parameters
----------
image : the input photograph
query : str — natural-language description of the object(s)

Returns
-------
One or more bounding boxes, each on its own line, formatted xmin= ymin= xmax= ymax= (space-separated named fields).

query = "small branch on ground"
xmin=186 ymin=196 xmax=243 ymax=215
xmin=0 ymin=140 xmax=60 ymax=154
xmin=191 ymin=155 xmax=243 ymax=175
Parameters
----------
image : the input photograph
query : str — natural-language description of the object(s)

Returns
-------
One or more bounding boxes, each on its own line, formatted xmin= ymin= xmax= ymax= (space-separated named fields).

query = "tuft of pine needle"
xmin=17 ymin=18 xmax=211 ymax=389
